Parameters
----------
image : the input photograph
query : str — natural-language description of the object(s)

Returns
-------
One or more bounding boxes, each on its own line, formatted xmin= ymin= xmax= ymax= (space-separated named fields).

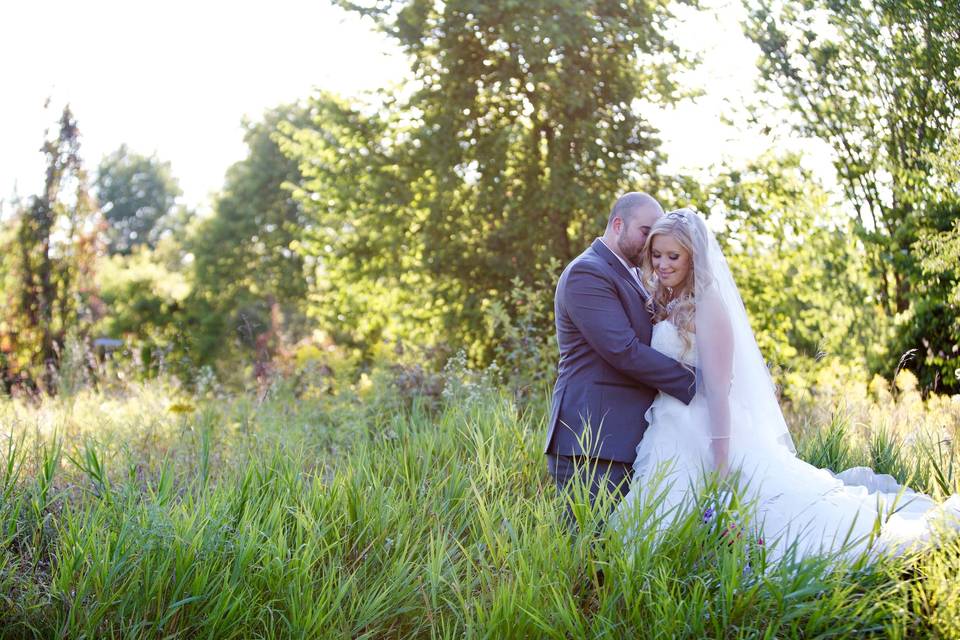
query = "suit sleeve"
xmin=561 ymin=263 xmax=697 ymax=404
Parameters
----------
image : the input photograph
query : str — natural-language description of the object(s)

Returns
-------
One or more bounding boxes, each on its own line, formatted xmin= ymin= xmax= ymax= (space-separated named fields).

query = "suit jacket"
xmin=545 ymin=239 xmax=696 ymax=463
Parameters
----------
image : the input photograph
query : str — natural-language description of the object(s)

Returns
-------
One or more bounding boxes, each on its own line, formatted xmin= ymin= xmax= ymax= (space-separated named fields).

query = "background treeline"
xmin=1 ymin=0 xmax=958 ymax=401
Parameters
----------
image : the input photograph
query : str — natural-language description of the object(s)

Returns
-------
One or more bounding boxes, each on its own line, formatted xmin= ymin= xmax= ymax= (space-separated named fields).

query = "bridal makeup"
xmin=650 ymin=233 xmax=691 ymax=289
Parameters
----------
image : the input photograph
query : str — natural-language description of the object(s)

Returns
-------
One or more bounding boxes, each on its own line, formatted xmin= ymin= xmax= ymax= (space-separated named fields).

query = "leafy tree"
xmin=282 ymin=93 xmax=448 ymax=357
xmin=0 ymin=104 xmax=104 ymax=392
xmin=95 ymin=145 xmax=182 ymax=254
xmin=94 ymin=233 xmax=194 ymax=379
xmin=745 ymin=0 xmax=960 ymax=388
xmin=916 ymin=218 xmax=960 ymax=387
xmin=188 ymin=104 xmax=312 ymax=374
xmin=288 ymin=0 xmax=692 ymax=360
xmin=687 ymin=153 xmax=886 ymax=396
xmin=904 ymin=137 xmax=960 ymax=390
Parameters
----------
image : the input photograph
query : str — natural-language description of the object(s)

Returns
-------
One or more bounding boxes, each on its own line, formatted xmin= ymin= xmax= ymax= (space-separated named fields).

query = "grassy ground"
xmin=0 ymin=377 xmax=958 ymax=638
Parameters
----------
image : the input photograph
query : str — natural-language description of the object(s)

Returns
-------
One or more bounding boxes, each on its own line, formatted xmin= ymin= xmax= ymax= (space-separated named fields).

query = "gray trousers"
xmin=546 ymin=454 xmax=633 ymax=529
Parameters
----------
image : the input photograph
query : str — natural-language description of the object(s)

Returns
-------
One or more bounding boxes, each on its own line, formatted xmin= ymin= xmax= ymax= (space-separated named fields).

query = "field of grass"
xmin=0 ymin=374 xmax=959 ymax=638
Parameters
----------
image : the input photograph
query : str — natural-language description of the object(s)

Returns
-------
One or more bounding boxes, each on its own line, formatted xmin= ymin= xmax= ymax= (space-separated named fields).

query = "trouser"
xmin=546 ymin=454 xmax=633 ymax=530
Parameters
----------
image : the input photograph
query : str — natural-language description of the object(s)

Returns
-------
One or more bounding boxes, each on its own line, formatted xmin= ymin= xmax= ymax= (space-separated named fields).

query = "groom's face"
xmin=617 ymin=207 xmax=660 ymax=267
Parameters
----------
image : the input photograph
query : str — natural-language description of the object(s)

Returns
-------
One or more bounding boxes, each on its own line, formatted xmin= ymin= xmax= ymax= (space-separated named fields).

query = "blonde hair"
xmin=641 ymin=209 xmax=707 ymax=360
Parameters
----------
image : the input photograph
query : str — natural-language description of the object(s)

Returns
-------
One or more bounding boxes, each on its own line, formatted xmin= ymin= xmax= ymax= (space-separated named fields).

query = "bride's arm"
xmin=698 ymin=288 xmax=734 ymax=473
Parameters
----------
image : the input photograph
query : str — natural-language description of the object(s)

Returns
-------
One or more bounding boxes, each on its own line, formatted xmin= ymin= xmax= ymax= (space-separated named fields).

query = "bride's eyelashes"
xmin=652 ymin=251 xmax=683 ymax=261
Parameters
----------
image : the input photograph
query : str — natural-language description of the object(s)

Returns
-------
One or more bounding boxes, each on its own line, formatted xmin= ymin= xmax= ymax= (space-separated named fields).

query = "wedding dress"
xmin=620 ymin=320 xmax=960 ymax=563
xmin=616 ymin=209 xmax=960 ymax=564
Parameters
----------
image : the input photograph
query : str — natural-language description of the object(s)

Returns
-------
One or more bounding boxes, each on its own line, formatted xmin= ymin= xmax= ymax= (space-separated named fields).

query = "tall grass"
xmin=0 ymin=378 xmax=958 ymax=638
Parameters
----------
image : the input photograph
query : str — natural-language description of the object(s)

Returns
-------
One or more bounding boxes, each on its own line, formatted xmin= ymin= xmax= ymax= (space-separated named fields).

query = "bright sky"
xmin=1 ymin=0 xmax=832 ymax=215
xmin=1 ymin=0 xmax=408 ymax=214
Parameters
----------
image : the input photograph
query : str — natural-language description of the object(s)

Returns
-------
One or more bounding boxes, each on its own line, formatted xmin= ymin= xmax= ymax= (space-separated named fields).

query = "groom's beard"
xmin=617 ymin=238 xmax=644 ymax=267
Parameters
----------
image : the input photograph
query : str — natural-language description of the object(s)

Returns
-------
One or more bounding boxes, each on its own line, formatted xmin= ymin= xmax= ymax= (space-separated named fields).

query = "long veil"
xmin=682 ymin=208 xmax=959 ymax=497
xmin=627 ymin=209 xmax=960 ymax=559
xmin=675 ymin=208 xmax=797 ymax=454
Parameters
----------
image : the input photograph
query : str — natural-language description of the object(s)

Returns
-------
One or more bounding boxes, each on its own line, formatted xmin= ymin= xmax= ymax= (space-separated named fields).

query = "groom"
xmin=545 ymin=192 xmax=696 ymax=521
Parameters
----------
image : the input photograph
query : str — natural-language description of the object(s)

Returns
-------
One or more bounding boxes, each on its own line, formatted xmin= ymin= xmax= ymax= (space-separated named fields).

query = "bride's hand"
xmin=711 ymin=437 xmax=730 ymax=477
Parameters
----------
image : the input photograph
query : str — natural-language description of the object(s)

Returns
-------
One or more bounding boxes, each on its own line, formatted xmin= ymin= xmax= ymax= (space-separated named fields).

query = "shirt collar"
xmin=600 ymin=237 xmax=638 ymax=273
xmin=599 ymin=237 xmax=647 ymax=296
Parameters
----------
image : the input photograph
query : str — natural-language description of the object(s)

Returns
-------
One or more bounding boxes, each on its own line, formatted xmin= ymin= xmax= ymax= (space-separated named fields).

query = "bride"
xmin=615 ymin=208 xmax=960 ymax=564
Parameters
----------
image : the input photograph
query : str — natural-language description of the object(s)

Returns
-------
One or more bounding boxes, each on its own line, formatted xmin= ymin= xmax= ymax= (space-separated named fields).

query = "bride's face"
xmin=650 ymin=233 xmax=691 ymax=289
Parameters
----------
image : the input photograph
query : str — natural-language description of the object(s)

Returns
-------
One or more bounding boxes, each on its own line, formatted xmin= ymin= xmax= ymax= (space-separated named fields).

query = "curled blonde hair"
xmin=641 ymin=209 xmax=707 ymax=361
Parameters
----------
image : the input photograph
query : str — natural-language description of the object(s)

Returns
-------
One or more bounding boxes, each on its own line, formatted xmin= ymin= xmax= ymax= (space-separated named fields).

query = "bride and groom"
xmin=545 ymin=192 xmax=960 ymax=564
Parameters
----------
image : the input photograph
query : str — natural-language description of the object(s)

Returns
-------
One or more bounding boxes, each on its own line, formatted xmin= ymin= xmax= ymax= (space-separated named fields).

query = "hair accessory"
xmin=667 ymin=210 xmax=691 ymax=226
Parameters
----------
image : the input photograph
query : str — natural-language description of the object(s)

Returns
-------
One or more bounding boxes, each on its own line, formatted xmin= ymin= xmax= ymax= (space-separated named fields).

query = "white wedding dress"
xmin=618 ymin=319 xmax=960 ymax=564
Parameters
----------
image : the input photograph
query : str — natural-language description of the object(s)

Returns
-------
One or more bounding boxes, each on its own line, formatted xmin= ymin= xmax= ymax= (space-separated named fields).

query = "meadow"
xmin=1 ymin=366 xmax=959 ymax=639
xmin=2 ymin=1 xmax=957 ymax=637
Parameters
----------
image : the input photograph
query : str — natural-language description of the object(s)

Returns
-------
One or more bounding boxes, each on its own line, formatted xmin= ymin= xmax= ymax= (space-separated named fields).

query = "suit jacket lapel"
xmin=591 ymin=238 xmax=647 ymax=300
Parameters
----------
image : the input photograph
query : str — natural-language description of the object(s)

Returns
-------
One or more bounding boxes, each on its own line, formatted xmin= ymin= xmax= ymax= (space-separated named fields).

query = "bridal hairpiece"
xmin=667 ymin=210 xmax=691 ymax=226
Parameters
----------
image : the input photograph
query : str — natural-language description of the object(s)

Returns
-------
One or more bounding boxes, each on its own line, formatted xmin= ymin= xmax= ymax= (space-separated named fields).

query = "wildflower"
xmin=721 ymin=521 xmax=743 ymax=547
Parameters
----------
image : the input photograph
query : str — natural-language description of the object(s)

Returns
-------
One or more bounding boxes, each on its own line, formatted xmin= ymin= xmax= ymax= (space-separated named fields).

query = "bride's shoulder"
xmin=694 ymin=286 xmax=733 ymax=341
xmin=695 ymin=279 xmax=726 ymax=310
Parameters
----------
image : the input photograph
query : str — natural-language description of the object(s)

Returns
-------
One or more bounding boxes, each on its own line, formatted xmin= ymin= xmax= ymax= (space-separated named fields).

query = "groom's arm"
xmin=562 ymin=264 xmax=696 ymax=404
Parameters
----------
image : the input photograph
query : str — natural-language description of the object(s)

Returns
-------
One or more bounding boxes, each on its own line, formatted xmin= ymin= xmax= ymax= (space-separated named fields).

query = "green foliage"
xmin=94 ymin=105 xmax=322 ymax=388
xmin=902 ymin=137 xmax=960 ymax=391
xmin=287 ymin=0 xmax=693 ymax=361
xmin=0 ymin=105 xmax=104 ymax=393
xmin=9 ymin=2 xmax=956 ymax=406
xmin=95 ymin=237 xmax=195 ymax=378
xmin=282 ymin=93 xmax=448 ymax=356
xmin=95 ymin=145 xmax=183 ymax=254
xmin=1 ymin=379 xmax=959 ymax=636
xmin=189 ymin=103 xmax=312 ymax=375
xmin=685 ymin=153 xmax=891 ymax=395
xmin=745 ymin=0 xmax=960 ymax=390
xmin=482 ymin=258 xmax=561 ymax=403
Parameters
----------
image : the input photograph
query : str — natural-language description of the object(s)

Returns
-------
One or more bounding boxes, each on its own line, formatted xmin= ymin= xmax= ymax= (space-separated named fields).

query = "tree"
xmin=287 ymin=0 xmax=692 ymax=360
xmin=745 ymin=0 xmax=960 ymax=388
xmin=95 ymin=145 xmax=182 ymax=254
xmin=0 ymin=104 xmax=104 ymax=392
xmin=903 ymin=136 xmax=960 ymax=391
xmin=188 ymin=104 xmax=312 ymax=374
xmin=685 ymin=153 xmax=886 ymax=396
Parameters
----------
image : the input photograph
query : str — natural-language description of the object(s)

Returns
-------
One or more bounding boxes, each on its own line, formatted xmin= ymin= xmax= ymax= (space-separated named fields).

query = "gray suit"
xmin=545 ymin=239 xmax=696 ymax=510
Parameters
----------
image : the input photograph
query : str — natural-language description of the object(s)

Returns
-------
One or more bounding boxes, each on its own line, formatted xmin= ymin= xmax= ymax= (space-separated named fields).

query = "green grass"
xmin=0 ymin=380 xmax=958 ymax=638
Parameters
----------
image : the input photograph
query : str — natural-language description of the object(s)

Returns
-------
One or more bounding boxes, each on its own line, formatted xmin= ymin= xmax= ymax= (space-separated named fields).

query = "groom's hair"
xmin=607 ymin=192 xmax=664 ymax=230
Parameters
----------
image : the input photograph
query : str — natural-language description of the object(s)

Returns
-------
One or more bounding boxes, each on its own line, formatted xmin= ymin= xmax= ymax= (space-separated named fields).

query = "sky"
xmin=1 ymin=0 xmax=833 ymax=215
